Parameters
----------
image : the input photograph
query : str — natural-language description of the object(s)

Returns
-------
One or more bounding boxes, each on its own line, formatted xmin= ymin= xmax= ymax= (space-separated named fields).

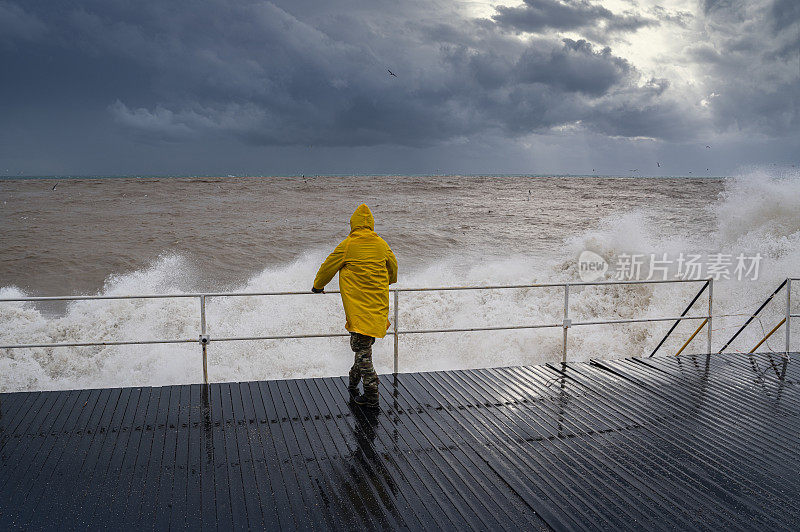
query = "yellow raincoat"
xmin=313 ymin=204 xmax=398 ymax=338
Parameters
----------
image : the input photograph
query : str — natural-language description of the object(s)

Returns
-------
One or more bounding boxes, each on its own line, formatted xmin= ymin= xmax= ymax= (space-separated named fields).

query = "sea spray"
xmin=2 ymin=169 xmax=799 ymax=392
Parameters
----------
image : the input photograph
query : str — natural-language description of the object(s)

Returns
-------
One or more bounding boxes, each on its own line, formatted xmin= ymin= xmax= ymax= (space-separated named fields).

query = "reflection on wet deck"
xmin=1 ymin=352 xmax=798 ymax=530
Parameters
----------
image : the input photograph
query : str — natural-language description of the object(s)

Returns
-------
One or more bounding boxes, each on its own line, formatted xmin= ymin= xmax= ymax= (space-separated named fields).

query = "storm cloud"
xmin=493 ymin=0 xmax=656 ymax=35
xmin=0 ymin=0 xmax=797 ymax=175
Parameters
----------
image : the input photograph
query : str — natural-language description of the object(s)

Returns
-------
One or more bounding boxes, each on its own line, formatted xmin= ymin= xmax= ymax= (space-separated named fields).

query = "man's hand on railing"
xmin=311 ymin=287 xmax=324 ymax=294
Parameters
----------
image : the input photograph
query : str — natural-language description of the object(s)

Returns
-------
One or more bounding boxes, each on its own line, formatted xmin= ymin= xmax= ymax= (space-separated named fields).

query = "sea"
xmin=1 ymin=169 xmax=799 ymax=392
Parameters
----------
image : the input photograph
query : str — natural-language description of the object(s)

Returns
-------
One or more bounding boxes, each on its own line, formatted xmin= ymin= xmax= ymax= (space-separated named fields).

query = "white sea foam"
xmin=2 ymin=169 xmax=799 ymax=392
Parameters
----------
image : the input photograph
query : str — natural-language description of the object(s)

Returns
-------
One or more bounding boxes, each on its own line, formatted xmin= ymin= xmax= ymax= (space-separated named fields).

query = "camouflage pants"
xmin=349 ymin=332 xmax=379 ymax=398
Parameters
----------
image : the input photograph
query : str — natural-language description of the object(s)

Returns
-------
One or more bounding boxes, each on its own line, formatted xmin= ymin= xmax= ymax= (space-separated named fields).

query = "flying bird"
xmin=657 ymin=162 xmax=661 ymax=167
xmin=706 ymin=145 xmax=712 ymax=148
xmin=387 ymin=69 xmax=397 ymax=77
xmin=52 ymin=182 xmax=58 ymax=190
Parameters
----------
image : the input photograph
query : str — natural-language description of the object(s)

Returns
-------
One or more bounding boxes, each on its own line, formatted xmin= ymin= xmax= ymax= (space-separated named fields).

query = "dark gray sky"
xmin=0 ymin=0 xmax=798 ymax=176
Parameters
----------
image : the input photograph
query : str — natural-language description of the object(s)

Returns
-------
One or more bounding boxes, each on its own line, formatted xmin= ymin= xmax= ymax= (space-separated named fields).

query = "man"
xmin=312 ymin=204 xmax=398 ymax=408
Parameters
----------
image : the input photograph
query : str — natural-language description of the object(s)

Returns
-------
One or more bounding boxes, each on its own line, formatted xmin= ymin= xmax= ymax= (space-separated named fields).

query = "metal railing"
xmin=0 ymin=279 xmax=716 ymax=384
xmin=717 ymin=277 xmax=797 ymax=355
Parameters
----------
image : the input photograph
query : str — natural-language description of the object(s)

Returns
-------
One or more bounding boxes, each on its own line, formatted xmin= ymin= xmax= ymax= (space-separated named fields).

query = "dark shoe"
xmin=347 ymin=386 xmax=359 ymax=397
xmin=353 ymin=394 xmax=379 ymax=409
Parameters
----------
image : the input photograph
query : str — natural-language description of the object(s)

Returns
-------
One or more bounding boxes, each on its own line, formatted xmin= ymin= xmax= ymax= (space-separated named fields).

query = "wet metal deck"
xmin=1 ymin=352 xmax=798 ymax=530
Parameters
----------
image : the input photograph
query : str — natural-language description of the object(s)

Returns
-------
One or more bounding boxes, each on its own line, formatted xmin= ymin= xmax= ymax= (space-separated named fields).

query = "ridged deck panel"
xmin=1 ymin=352 xmax=798 ymax=530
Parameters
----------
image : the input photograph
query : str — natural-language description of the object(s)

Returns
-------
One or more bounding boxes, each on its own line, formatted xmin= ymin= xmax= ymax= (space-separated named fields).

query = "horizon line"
xmin=0 ymin=173 xmax=732 ymax=181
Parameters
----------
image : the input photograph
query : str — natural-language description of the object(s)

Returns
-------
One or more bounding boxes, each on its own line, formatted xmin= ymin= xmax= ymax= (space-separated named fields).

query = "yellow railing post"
xmin=749 ymin=318 xmax=786 ymax=354
xmin=675 ymin=318 xmax=709 ymax=357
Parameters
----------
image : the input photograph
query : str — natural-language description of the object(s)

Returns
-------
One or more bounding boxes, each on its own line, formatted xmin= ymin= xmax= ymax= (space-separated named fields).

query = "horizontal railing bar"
xmin=396 ymin=315 xmax=708 ymax=336
xmin=562 ymin=279 xmax=707 ymax=286
xmin=395 ymin=279 xmax=705 ymax=292
xmin=0 ymin=315 xmax=712 ymax=349
xmin=0 ymin=289 xmax=347 ymax=301
xmin=0 ymin=338 xmax=197 ymax=349
xmin=392 ymin=284 xmax=569 ymax=293
xmin=0 ymin=278 xmax=709 ymax=303
xmin=0 ymin=294 xmax=202 ymax=302
xmin=571 ymin=315 xmax=709 ymax=327
xmin=396 ymin=323 xmax=562 ymax=335
xmin=212 ymin=332 xmax=351 ymax=342
xmin=202 ymin=290 xmax=340 ymax=297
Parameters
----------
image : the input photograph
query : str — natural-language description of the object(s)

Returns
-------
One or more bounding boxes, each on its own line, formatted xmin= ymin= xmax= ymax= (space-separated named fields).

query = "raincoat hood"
xmin=314 ymin=203 xmax=398 ymax=338
xmin=350 ymin=204 xmax=374 ymax=232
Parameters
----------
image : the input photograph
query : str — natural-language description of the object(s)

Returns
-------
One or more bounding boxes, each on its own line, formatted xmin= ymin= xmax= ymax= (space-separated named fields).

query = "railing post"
xmin=707 ymin=279 xmax=713 ymax=355
xmin=717 ymin=278 xmax=787 ymax=354
xmin=562 ymin=284 xmax=570 ymax=363
xmin=648 ymin=281 xmax=709 ymax=358
xmin=200 ymin=295 xmax=209 ymax=385
xmin=393 ymin=289 xmax=399 ymax=374
xmin=786 ymin=278 xmax=792 ymax=355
